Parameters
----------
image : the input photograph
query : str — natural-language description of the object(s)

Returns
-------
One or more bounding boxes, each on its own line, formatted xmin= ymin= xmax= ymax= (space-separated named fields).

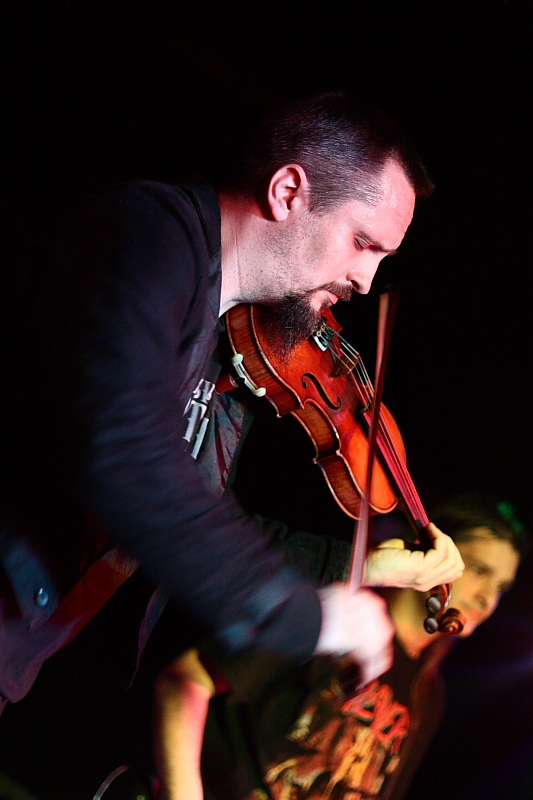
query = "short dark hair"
xmin=223 ymin=90 xmax=434 ymax=212
xmin=430 ymin=492 xmax=529 ymax=559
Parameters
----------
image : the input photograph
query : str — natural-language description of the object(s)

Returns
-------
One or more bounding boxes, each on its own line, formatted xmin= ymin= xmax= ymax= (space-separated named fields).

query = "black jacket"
xmin=1 ymin=179 xmax=322 ymax=704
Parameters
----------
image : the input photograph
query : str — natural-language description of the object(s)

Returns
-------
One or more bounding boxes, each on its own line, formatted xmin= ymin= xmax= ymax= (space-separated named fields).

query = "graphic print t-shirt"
xmin=255 ymin=644 xmax=422 ymax=800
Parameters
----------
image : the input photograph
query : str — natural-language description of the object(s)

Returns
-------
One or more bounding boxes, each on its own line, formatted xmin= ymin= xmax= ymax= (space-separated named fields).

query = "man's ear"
xmin=267 ymin=164 xmax=309 ymax=221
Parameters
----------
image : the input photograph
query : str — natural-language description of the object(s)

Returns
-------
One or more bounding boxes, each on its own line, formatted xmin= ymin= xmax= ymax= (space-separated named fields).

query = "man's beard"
xmin=268 ymin=294 xmax=321 ymax=359
xmin=266 ymin=283 xmax=352 ymax=361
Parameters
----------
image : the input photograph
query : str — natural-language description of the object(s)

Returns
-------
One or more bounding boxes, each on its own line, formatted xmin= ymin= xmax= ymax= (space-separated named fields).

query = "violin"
xmin=219 ymin=302 xmax=464 ymax=635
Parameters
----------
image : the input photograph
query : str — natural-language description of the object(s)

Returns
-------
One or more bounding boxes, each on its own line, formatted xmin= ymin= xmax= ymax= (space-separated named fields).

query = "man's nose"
xmin=347 ymin=256 xmax=382 ymax=295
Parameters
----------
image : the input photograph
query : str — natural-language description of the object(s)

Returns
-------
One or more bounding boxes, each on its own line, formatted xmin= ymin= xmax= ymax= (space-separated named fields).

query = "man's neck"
xmin=218 ymin=191 xmax=269 ymax=316
xmin=218 ymin=193 xmax=248 ymax=316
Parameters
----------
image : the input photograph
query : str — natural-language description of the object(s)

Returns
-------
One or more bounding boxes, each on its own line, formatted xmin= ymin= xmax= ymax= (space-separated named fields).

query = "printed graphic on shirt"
xmin=260 ymin=676 xmax=410 ymax=799
xmin=183 ymin=378 xmax=216 ymax=459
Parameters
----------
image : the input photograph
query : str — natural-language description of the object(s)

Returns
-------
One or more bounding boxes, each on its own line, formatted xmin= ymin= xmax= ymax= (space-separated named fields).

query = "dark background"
xmin=2 ymin=2 xmax=533 ymax=799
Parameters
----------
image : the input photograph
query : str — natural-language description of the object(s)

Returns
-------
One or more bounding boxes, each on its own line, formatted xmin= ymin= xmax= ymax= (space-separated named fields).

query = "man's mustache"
xmin=320 ymin=282 xmax=354 ymax=302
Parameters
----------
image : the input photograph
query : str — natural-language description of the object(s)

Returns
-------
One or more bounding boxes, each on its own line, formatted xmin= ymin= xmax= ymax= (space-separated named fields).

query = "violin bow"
xmin=346 ymin=288 xmax=464 ymax=636
xmin=348 ymin=287 xmax=401 ymax=592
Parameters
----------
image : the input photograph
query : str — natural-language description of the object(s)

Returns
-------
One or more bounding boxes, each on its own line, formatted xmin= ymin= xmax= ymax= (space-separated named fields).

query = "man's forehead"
xmin=347 ymin=173 xmax=415 ymax=245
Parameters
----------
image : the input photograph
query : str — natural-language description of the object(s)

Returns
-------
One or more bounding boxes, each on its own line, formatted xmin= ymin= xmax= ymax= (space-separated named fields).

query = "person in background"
xmin=184 ymin=492 xmax=525 ymax=800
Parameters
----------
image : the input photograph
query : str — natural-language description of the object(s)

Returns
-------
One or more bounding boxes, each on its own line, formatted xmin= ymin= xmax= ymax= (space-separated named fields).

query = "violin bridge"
xmin=331 ymin=353 xmax=357 ymax=378
xmin=313 ymin=325 xmax=358 ymax=378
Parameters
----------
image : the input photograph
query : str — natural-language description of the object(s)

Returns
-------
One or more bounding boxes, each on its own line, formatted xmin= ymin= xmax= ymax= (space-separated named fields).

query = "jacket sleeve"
xmin=251 ymin=514 xmax=351 ymax=585
xmin=41 ymin=183 xmax=321 ymax=662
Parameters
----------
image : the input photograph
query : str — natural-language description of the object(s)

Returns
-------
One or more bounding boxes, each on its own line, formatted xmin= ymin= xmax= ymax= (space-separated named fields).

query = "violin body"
xmin=222 ymin=302 xmax=465 ymax=636
xmin=222 ymin=303 xmax=406 ymax=521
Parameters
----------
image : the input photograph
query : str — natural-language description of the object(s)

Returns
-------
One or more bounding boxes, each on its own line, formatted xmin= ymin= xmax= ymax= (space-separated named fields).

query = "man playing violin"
xmin=2 ymin=91 xmax=464 ymax=791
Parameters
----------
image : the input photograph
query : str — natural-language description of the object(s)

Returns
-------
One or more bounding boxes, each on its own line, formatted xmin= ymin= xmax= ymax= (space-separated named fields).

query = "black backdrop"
xmin=3 ymin=2 xmax=533 ymax=799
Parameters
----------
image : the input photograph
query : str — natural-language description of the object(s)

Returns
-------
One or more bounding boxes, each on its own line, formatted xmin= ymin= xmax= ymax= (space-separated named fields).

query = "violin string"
xmin=328 ymin=328 xmax=416 ymax=508
xmin=327 ymin=327 xmax=428 ymax=528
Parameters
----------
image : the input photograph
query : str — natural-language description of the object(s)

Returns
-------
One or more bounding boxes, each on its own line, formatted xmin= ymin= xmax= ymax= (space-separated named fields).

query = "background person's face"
xmin=450 ymin=529 xmax=520 ymax=637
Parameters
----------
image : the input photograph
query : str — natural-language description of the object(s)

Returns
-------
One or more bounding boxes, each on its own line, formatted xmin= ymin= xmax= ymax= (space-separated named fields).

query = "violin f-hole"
xmin=302 ymin=372 xmax=341 ymax=410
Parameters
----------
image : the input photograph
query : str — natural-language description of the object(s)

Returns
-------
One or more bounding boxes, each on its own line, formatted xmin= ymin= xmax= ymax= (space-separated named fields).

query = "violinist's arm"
xmin=255 ymin=513 xmax=464 ymax=593
xmin=363 ymin=522 xmax=464 ymax=592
